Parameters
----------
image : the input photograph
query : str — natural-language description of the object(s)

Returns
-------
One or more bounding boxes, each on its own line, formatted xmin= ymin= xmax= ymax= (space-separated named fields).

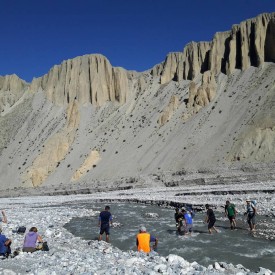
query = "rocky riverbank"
xmin=0 ymin=183 xmax=274 ymax=274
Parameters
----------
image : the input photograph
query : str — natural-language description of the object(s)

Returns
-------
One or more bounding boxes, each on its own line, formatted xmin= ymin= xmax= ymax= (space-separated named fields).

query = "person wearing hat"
xmin=244 ymin=199 xmax=256 ymax=231
xmin=136 ymin=226 xmax=158 ymax=253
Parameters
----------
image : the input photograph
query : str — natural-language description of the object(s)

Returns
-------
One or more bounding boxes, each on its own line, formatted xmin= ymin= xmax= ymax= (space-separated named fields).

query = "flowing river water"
xmin=64 ymin=202 xmax=275 ymax=272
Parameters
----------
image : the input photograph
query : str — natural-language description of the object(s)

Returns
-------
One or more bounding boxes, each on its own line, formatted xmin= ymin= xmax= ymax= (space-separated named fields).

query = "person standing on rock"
xmin=136 ymin=226 xmax=158 ymax=253
xmin=98 ymin=205 xmax=113 ymax=242
xmin=244 ymin=199 xmax=256 ymax=231
xmin=205 ymin=204 xmax=218 ymax=234
xmin=224 ymin=200 xmax=237 ymax=230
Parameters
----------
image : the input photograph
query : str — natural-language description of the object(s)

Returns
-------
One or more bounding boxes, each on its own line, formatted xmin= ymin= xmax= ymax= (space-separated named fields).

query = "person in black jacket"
xmin=205 ymin=204 xmax=218 ymax=234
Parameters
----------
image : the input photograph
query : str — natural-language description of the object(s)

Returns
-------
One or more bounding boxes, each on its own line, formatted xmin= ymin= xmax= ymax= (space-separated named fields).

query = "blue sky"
xmin=0 ymin=0 xmax=274 ymax=82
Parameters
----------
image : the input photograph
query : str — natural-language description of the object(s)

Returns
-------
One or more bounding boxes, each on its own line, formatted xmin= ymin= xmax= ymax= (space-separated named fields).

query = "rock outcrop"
xmin=29 ymin=54 xmax=131 ymax=107
xmin=158 ymin=95 xmax=180 ymax=126
xmin=151 ymin=13 xmax=275 ymax=83
xmin=0 ymin=74 xmax=28 ymax=113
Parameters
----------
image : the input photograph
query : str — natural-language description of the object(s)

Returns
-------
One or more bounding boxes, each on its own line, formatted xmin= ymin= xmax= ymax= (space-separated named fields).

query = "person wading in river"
xmin=224 ymin=200 xmax=237 ymax=230
xmin=244 ymin=199 xmax=256 ymax=232
xmin=205 ymin=204 xmax=218 ymax=234
xmin=98 ymin=206 xmax=113 ymax=242
xmin=174 ymin=208 xmax=184 ymax=234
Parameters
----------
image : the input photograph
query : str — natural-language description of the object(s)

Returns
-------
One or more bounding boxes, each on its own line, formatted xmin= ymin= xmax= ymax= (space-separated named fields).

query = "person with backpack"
xmin=244 ymin=199 xmax=256 ymax=231
xmin=224 ymin=200 xmax=237 ymax=230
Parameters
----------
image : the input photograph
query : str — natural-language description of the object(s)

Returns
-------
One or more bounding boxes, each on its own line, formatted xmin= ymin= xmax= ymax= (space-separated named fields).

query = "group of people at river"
xmin=1 ymin=198 xmax=257 ymax=257
xmin=175 ymin=199 xmax=257 ymax=235
xmin=98 ymin=205 xmax=158 ymax=253
xmin=0 ymin=210 xmax=47 ymax=258
xmin=97 ymin=199 xmax=257 ymax=253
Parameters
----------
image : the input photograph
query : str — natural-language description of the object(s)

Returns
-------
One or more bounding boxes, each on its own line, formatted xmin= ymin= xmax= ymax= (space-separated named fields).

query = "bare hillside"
xmin=0 ymin=13 xmax=275 ymax=193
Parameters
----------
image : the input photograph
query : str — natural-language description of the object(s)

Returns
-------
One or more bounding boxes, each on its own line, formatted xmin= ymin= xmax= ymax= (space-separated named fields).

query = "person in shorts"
xmin=98 ymin=206 xmax=113 ymax=242
xmin=224 ymin=200 xmax=237 ymax=230
xmin=205 ymin=204 xmax=218 ymax=234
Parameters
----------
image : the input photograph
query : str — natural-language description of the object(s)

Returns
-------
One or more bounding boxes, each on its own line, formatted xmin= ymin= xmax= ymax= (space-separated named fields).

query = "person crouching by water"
xmin=205 ymin=204 xmax=218 ymax=234
xmin=98 ymin=205 xmax=113 ymax=243
xmin=136 ymin=226 xmax=158 ymax=253
xmin=0 ymin=228 xmax=11 ymax=258
xmin=23 ymin=227 xmax=43 ymax=253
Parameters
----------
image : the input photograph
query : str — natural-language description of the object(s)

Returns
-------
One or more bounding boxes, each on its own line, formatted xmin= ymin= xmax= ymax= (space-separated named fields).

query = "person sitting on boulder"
xmin=0 ymin=228 xmax=11 ymax=258
xmin=23 ymin=227 xmax=43 ymax=253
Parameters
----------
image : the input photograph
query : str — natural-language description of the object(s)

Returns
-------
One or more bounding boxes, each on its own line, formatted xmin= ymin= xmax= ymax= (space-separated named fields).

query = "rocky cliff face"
xmin=0 ymin=74 xmax=28 ymax=114
xmin=151 ymin=13 xmax=275 ymax=83
xmin=0 ymin=13 xmax=275 ymax=191
xmin=28 ymin=54 xmax=132 ymax=107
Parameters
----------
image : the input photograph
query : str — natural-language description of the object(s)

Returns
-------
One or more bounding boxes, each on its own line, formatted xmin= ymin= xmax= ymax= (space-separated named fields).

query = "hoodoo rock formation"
xmin=151 ymin=13 xmax=275 ymax=83
xmin=29 ymin=54 xmax=131 ymax=107
xmin=0 ymin=12 xmax=275 ymax=192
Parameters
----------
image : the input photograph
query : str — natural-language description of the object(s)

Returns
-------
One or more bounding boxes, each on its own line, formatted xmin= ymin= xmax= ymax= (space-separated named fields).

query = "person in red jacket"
xmin=136 ymin=226 xmax=158 ymax=253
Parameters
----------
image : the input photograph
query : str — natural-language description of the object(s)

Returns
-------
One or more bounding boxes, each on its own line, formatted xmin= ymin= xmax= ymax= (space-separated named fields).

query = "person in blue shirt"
xmin=98 ymin=206 xmax=113 ymax=242
xmin=182 ymin=208 xmax=193 ymax=235
xmin=0 ymin=229 xmax=11 ymax=258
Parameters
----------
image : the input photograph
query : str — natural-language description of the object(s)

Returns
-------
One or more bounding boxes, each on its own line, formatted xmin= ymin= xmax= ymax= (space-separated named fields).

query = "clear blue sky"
xmin=0 ymin=0 xmax=274 ymax=82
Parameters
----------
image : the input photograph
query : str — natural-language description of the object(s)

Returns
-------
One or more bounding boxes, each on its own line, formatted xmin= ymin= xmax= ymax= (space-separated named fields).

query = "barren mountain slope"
xmin=0 ymin=13 xmax=275 ymax=192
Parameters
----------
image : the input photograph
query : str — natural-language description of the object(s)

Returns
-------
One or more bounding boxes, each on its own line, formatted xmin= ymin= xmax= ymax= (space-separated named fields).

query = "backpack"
xmin=42 ymin=241 xmax=49 ymax=251
xmin=16 ymin=226 xmax=26 ymax=234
